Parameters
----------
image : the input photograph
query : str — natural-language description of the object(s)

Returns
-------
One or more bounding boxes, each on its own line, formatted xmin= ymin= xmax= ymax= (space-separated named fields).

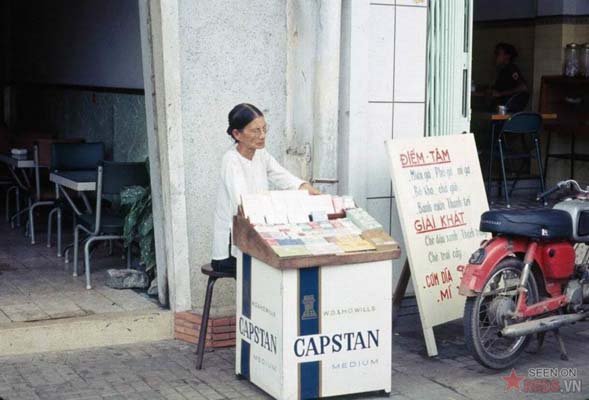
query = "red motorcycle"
xmin=459 ymin=179 xmax=589 ymax=369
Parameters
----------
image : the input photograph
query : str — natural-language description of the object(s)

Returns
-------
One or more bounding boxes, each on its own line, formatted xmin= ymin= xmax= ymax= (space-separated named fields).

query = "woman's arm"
xmin=299 ymin=182 xmax=321 ymax=195
xmin=265 ymin=152 xmax=320 ymax=194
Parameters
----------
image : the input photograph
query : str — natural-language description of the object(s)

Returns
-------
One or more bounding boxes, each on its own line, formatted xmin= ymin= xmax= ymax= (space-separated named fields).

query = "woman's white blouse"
xmin=212 ymin=146 xmax=304 ymax=260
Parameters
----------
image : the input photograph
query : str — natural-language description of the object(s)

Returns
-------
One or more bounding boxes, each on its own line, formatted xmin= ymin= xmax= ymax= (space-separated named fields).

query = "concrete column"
xmin=286 ymin=0 xmax=342 ymax=193
xmin=138 ymin=0 xmax=168 ymax=307
xmin=141 ymin=0 xmax=192 ymax=312
xmin=338 ymin=0 xmax=370 ymax=208
xmin=286 ymin=1 xmax=318 ymax=179
xmin=312 ymin=1 xmax=342 ymax=194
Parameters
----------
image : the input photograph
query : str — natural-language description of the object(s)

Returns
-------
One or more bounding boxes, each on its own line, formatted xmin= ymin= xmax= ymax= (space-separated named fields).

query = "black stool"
xmin=196 ymin=263 xmax=236 ymax=369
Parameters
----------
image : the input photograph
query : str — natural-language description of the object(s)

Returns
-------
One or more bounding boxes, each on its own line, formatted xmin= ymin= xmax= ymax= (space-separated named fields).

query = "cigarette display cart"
xmin=233 ymin=213 xmax=401 ymax=400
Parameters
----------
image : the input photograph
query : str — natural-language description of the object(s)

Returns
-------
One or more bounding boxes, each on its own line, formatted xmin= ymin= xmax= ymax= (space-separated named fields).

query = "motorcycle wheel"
xmin=464 ymin=257 xmax=539 ymax=369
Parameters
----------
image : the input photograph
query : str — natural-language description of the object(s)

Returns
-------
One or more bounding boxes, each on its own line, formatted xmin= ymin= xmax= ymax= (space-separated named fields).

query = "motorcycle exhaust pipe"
xmin=499 ymin=313 xmax=586 ymax=338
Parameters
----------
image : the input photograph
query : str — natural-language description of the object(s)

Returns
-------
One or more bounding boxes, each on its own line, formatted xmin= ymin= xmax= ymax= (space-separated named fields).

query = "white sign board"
xmin=386 ymin=134 xmax=489 ymax=356
xmin=236 ymin=251 xmax=392 ymax=399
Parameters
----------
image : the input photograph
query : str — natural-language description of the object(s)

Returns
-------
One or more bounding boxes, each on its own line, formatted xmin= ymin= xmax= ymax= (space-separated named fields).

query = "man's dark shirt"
xmin=494 ymin=63 xmax=528 ymax=109
xmin=494 ymin=63 xmax=525 ymax=92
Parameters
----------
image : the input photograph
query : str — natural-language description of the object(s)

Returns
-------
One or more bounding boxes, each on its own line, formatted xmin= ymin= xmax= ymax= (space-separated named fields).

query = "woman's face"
xmin=233 ymin=116 xmax=267 ymax=150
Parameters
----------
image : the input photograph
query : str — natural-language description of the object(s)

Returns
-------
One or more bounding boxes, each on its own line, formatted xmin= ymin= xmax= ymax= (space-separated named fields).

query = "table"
xmin=49 ymin=170 xmax=97 ymax=259
xmin=0 ymin=153 xmax=36 ymax=226
xmin=0 ymin=154 xmax=35 ymax=169
xmin=471 ymin=112 xmax=558 ymax=121
xmin=232 ymin=214 xmax=400 ymax=400
xmin=49 ymin=171 xmax=97 ymax=192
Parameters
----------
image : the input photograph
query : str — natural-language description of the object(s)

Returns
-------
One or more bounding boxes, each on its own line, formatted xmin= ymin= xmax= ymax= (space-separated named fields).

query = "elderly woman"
xmin=211 ymin=103 xmax=319 ymax=273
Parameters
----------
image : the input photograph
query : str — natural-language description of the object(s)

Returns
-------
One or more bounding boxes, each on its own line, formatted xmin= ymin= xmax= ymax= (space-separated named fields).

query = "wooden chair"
xmin=195 ymin=263 xmax=236 ymax=369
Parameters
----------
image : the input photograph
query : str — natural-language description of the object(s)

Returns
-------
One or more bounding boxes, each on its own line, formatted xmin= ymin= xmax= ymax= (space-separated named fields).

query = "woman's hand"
xmin=299 ymin=182 xmax=321 ymax=195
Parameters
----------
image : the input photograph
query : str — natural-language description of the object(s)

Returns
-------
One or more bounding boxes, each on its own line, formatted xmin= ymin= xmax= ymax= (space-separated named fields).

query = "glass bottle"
xmin=564 ymin=43 xmax=580 ymax=77
xmin=581 ymin=43 xmax=589 ymax=78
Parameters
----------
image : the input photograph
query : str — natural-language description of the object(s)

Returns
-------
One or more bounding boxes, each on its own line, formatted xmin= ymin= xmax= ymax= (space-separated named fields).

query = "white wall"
xmin=9 ymin=0 xmax=143 ymax=89
xmin=177 ymin=0 xmax=291 ymax=314
xmin=339 ymin=0 xmax=428 ymax=284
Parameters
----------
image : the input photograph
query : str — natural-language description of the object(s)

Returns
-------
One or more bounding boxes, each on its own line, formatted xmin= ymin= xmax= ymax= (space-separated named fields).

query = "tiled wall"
xmin=12 ymin=87 xmax=148 ymax=162
xmin=532 ymin=23 xmax=567 ymax=111
xmin=364 ymin=0 xmax=428 ymax=275
xmin=539 ymin=21 xmax=589 ymax=186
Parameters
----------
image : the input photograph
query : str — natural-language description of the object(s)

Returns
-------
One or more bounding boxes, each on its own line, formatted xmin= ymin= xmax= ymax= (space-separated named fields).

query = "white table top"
xmin=0 ymin=153 xmax=35 ymax=168
xmin=50 ymin=171 xmax=96 ymax=192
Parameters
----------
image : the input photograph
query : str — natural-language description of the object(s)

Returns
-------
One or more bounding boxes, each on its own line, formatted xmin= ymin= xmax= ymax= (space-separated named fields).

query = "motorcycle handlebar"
xmin=536 ymin=179 xmax=589 ymax=201
xmin=536 ymin=184 xmax=562 ymax=201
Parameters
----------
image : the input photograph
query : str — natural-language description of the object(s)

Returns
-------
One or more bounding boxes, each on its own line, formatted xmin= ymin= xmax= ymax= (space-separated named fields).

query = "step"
xmin=0 ymin=309 xmax=173 ymax=356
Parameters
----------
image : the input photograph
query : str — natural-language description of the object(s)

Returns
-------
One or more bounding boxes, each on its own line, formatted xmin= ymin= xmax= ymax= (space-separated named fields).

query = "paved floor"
xmin=0 ymin=215 xmax=159 ymax=324
xmin=0 ymin=313 xmax=587 ymax=400
xmin=2 ymin=188 xmax=587 ymax=399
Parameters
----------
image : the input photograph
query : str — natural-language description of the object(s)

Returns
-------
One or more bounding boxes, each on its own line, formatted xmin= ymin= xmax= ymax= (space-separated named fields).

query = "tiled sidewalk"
xmin=1 ymin=315 xmax=588 ymax=400
xmin=0 ymin=221 xmax=159 ymax=324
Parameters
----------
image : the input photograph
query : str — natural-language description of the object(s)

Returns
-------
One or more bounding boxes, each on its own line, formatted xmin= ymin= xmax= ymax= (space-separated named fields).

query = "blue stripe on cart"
xmin=298 ymin=267 xmax=320 ymax=399
xmin=240 ymin=254 xmax=252 ymax=379
xmin=240 ymin=340 xmax=250 ymax=380
xmin=242 ymin=253 xmax=251 ymax=318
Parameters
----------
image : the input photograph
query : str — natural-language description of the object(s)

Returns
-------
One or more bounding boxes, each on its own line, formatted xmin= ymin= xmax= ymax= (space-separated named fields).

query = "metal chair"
xmin=7 ymin=146 xmax=44 ymax=234
xmin=0 ymin=134 xmax=16 ymax=220
xmin=196 ymin=263 xmax=236 ymax=370
xmin=73 ymin=161 xmax=149 ymax=289
xmin=50 ymin=142 xmax=105 ymax=171
xmin=47 ymin=142 xmax=103 ymax=257
xmin=27 ymin=144 xmax=58 ymax=244
xmin=4 ymin=185 xmax=18 ymax=222
xmin=490 ymin=112 xmax=545 ymax=207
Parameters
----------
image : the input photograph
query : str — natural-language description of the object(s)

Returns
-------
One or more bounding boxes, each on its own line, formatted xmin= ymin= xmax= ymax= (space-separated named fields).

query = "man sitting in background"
xmin=491 ymin=42 xmax=529 ymax=112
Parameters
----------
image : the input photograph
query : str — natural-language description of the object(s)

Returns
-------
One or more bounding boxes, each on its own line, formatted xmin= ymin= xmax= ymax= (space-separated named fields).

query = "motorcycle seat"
xmin=480 ymin=209 xmax=572 ymax=239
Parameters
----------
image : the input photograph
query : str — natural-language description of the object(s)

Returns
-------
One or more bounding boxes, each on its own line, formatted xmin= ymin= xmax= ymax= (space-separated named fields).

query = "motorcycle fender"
xmin=458 ymin=236 xmax=531 ymax=297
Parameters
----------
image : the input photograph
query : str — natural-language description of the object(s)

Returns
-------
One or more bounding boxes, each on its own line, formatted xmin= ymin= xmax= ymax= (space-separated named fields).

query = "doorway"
xmin=0 ymin=0 xmax=170 ymax=350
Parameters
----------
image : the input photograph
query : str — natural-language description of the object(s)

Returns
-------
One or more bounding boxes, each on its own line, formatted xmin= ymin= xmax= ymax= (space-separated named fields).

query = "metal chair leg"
xmin=22 ymin=198 xmax=31 ymax=239
xmin=29 ymin=202 xmax=35 ymax=245
xmin=57 ymin=208 xmax=62 ymax=257
xmin=84 ymin=236 xmax=98 ymax=290
xmin=15 ymin=188 xmax=20 ymax=227
xmin=10 ymin=205 xmax=30 ymax=229
xmin=64 ymin=246 xmax=70 ymax=264
xmin=5 ymin=186 xmax=15 ymax=222
xmin=534 ymin=137 xmax=546 ymax=202
xmin=73 ymin=226 xmax=80 ymax=276
xmin=487 ymin=123 xmax=496 ymax=197
xmin=64 ymin=214 xmax=78 ymax=264
xmin=47 ymin=208 xmax=57 ymax=248
xmin=498 ymin=138 xmax=510 ymax=208
xmin=196 ymin=276 xmax=217 ymax=370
